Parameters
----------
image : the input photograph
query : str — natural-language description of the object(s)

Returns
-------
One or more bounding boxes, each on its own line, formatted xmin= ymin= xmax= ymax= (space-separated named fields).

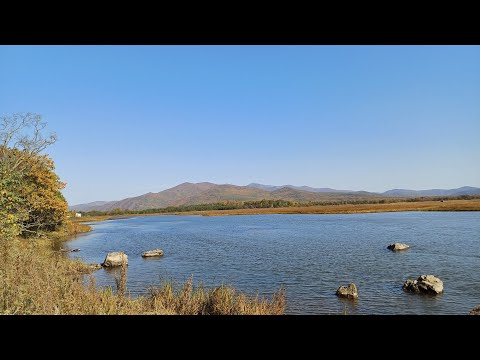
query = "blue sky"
xmin=1 ymin=45 xmax=479 ymax=205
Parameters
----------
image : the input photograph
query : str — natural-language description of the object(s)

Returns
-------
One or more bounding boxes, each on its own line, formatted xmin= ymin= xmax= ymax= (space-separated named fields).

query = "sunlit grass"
xmin=0 ymin=236 xmax=285 ymax=315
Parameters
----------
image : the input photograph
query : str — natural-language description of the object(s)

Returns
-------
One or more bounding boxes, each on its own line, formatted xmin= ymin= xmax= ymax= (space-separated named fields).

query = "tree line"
xmin=82 ymin=194 xmax=480 ymax=217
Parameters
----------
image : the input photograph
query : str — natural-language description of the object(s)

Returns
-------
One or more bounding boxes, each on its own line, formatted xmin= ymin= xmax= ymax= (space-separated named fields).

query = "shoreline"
xmin=76 ymin=199 xmax=480 ymax=223
xmin=1 ymin=223 xmax=284 ymax=314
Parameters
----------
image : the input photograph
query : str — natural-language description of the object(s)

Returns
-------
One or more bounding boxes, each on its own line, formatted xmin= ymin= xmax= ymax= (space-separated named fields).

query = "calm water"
xmin=65 ymin=212 xmax=480 ymax=314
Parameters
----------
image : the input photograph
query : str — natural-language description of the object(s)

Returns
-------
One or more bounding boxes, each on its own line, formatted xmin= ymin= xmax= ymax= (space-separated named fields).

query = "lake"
xmin=65 ymin=212 xmax=480 ymax=314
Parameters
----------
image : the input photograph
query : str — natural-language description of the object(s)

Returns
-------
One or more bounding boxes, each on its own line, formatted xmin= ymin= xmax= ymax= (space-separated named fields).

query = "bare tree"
xmin=0 ymin=112 xmax=57 ymax=172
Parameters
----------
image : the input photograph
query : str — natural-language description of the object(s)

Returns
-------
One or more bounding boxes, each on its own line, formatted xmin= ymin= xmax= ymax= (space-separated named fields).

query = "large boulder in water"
xmin=387 ymin=243 xmax=410 ymax=251
xmin=142 ymin=249 xmax=164 ymax=258
xmin=403 ymin=275 xmax=443 ymax=295
xmin=102 ymin=252 xmax=128 ymax=267
xmin=470 ymin=305 xmax=480 ymax=315
xmin=336 ymin=283 xmax=358 ymax=299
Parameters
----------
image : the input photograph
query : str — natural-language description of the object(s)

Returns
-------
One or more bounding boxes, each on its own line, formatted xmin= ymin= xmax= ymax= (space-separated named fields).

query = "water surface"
xmin=66 ymin=212 xmax=480 ymax=314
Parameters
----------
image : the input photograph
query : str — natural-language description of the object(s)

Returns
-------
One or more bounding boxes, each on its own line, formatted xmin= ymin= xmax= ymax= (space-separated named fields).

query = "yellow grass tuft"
xmin=146 ymin=278 xmax=286 ymax=315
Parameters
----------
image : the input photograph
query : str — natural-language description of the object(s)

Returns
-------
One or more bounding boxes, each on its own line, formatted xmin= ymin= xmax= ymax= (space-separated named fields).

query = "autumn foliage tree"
xmin=0 ymin=113 xmax=67 ymax=238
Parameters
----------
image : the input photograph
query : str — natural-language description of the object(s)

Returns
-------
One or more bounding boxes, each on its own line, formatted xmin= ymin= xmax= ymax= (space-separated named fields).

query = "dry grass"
xmin=160 ymin=199 xmax=480 ymax=216
xmin=146 ymin=277 xmax=285 ymax=315
xmin=48 ymin=221 xmax=92 ymax=239
xmin=0 ymin=237 xmax=285 ymax=315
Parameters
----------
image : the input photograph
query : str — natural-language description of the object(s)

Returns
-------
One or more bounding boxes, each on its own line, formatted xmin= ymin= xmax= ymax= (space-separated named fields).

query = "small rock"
xmin=336 ymin=283 xmax=358 ymax=299
xmin=403 ymin=274 xmax=443 ymax=295
xmin=387 ymin=243 xmax=410 ymax=251
xmin=403 ymin=279 xmax=418 ymax=292
xmin=60 ymin=248 xmax=80 ymax=253
xmin=102 ymin=252 xmax=128 ymax=267
xmin=142 ymin=249 xmax=164 ymax=258
xmin=469 ymin=305 xmax=480 ymax=315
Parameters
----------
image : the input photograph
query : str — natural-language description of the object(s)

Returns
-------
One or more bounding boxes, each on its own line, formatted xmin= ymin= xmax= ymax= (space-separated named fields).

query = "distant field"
xmin=176 ymin=199 xmax=480 ymax=216
xmin=77 ymin=199 xmax=480 ymax=222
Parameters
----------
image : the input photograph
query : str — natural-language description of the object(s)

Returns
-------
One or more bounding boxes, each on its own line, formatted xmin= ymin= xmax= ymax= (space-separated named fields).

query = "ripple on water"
xmin=67 ymin=211 xmax=480 ymax=314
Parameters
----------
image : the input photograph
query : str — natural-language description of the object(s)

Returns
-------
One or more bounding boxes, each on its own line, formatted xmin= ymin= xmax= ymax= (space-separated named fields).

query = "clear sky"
xmin=1 ymin=45 xmax=479 ymax=205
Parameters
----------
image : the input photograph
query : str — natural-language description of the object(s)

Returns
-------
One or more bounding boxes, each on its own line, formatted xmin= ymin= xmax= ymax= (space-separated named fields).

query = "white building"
xmin=75 ymin=212 xmax=82 ymax=218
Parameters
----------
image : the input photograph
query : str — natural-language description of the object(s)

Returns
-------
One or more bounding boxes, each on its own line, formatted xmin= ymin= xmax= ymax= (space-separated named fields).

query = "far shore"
xmin=76 ymin=199 xmax=480 ymax=223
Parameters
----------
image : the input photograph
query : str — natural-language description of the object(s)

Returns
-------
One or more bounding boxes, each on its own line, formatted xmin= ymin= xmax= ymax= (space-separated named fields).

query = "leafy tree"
xmin=0 ymin=113 xmax=67 ymax=238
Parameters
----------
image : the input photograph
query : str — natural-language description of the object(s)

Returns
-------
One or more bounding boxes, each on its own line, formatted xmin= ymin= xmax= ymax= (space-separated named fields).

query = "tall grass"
xmin=0 ymin=237 xmax=285 ymax=315
xmin=146 ymin=277 xmax=285 ymax=315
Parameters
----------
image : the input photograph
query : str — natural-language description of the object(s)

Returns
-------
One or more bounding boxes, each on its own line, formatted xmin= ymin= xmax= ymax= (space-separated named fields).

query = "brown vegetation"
xmin=189 ymin=199 xmax=480 ymax=215
xmin=52 ymin=221 xmax=92 ymax=238
xmin=182 ymin=199 xmax=480 ymax=216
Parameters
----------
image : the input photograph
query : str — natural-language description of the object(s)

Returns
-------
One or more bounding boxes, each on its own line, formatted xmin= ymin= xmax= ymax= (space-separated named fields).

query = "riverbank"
xmin=0 ymin=221 xmax=285 ymax=314
xmin=76 ymin=199 xmax=480 ymax=223
xmin=50 ymin=221 xmax=93 ymax=239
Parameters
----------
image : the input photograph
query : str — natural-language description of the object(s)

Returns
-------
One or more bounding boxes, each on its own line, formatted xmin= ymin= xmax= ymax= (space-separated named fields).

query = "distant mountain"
xmin=246 ymin=183 xmax=280 ymax=191
xmin=70 ymin=183 xmax=480 ymax=212
xmin=382 ymin=186 xmax=480 ymax=197
xmin=96 ymin=182 xmax=219 ymax=211
xmin=69 ymin=201 xmax=116 ymax=212
xmin=70 ymin=182 xmax=379 ymax=211
xmin=381 ymin=189 xmax=418 ymax=197
xmin=247 ymin=183 xmax=351 ymax=193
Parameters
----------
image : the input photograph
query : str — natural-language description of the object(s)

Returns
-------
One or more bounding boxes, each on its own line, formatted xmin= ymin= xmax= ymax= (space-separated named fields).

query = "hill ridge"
xmin=70 ymin=183 xmax=480 ymax=211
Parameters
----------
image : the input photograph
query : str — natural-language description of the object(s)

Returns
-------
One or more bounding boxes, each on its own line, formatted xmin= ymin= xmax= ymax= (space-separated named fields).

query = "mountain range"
xmin=382 ymin=186 xmax=480 ymax=197
xmin=70 ymin=183 xmax=480 ymax=212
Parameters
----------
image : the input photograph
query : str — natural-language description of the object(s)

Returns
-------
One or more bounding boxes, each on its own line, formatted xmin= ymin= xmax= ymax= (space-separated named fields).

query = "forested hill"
xmin=70 ymin=182 xmax=480 ymax=212
xmin=70 ymin=182 xmax=381 ymax=211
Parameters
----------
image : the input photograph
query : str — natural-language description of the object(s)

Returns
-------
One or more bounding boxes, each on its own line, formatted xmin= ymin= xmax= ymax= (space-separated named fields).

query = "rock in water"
xmin=403 ymin=275 xmax=443 ymax=294
xmin=387 ymin=243 xmax=410 ymax=251
xmin=336 ymin=283 xmax=358 ymax=299
xmin=102 ymin=252 xmax=128 ymax=267
xmin=142 ymin=249 xmax=164 ymax=258
xmin=469 ymin=305 xmax=480 ymax=315
xmin=402 ymin=279 xmax=418 ymax=292
xmin=417 ymin=275 xmax=444 ymax=294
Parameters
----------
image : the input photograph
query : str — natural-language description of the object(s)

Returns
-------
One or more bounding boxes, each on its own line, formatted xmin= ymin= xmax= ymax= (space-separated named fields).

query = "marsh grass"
xmin=0 ymin=237 xmax=285 ymax=315
xmin=175 ymin=199 xmax=480 ymax=216
xmin=146 ymin=277 xmax=286 ymax=315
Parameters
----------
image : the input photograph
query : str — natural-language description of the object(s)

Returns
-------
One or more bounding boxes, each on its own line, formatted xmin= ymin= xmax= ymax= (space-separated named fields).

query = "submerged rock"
xmin=102 ymin=252 xmax=128 ymax=267
xmin=469 ymin=305 xmax=480 ymax=315
xmin=142 ymin=249 xmax=164 ymax=258
xmin=403 ymin=275 xmax=443 ymax=295
xmin=387 ymin=243 xmax=410 ymax=251
xmin=60 ymin=248 xmax=80 ymax=253
xmin=336 ymin=283 xmax=358 ymax=299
